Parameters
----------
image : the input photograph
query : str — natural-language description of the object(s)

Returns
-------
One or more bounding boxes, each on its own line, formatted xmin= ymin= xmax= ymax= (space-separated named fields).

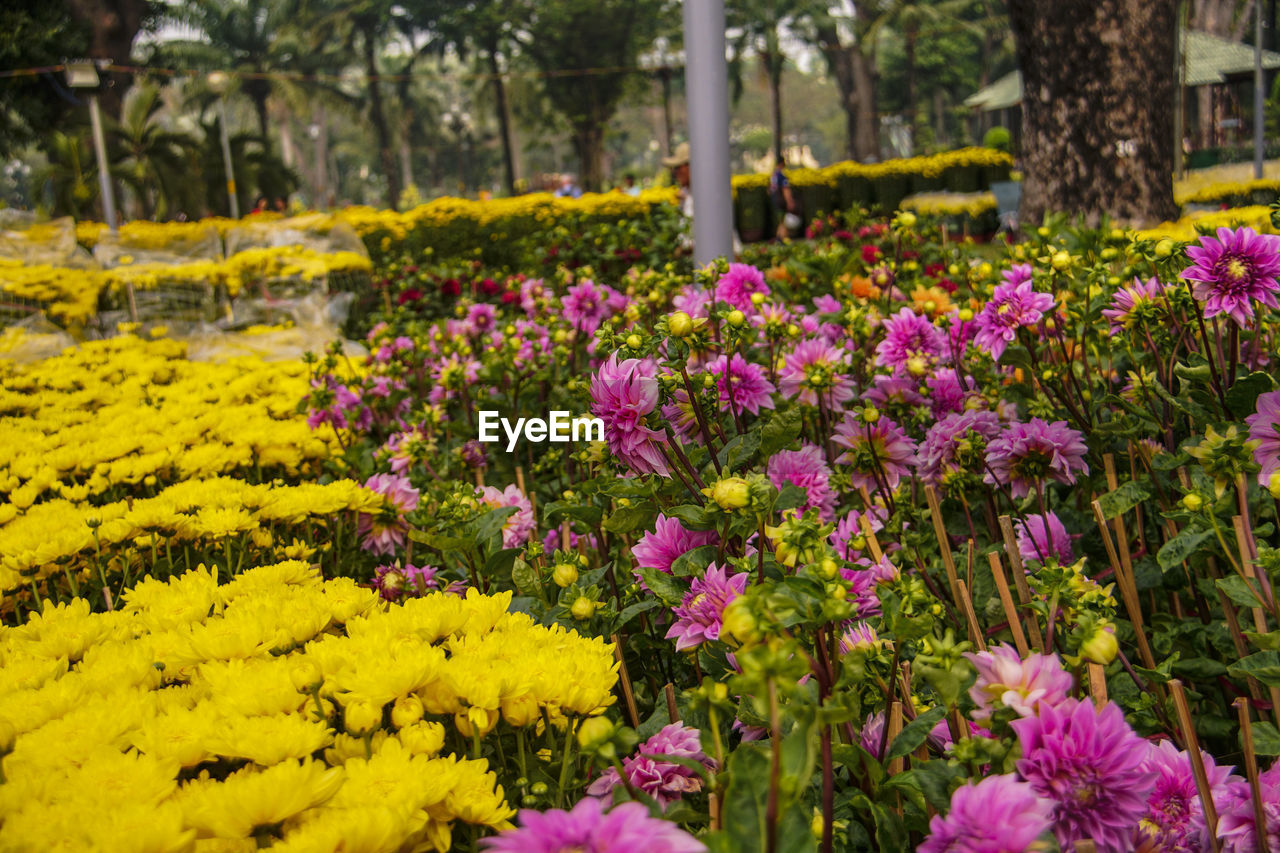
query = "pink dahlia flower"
xmin=920 ymin=774 xmax=1053 ymax=853
xmin=918 ymin=410 xmax=1002 ymax=487
xmin=1137 ymin=740 xmax=1238 ymax=852
xmin=1012 ymin=698 xmax=1155 ymax=853
xmin=632 ymin=514 xmax=717 ymax=578
xmin=778 ymin=338 xmax=855 ymax=408
xmin=1181 ymin=226 xmax=1280 ymax=325
xmin=875 ymin=306 xmax=944 ymax=372
xmin=705 ymin=353 xmax=776 ymax=416
xmin=984 ymin=418 xmax=1089 ymax=498
xmin=563 ymin=279 xmax=609 ymax=334
xmin=1246 ymin=390 xmax=1280 ymax=488
xmin=481 ymin=797 xmax=705 ymax=853
xmin=965 ymin=643 xmax=1073 ymax=721
xmin=1102 ymin=277 xmax=1167 ymax=334
xmin=665 ymin=563 xmax=748 ymax=651
xmin=358 ymin=473 xmax=420 ymax=556
xmin=587 ymin=723 xmax=714 ymax=808
xmin=1014 ymin=511 xmax=1074 ymax=565
xmin=1218 ymin=759 xmax=1280 ymax=853
xmin=477 ymin=484 xmax=535 ymax=547
xmin=973 ymin=264 xmax=1055 ymax=361
xmin=833 ymin=412 xmax=918 ymax=492
xmin=767 ymin=443 xmax=836 ymax=521
xmin=714 ymin=263 xmax=770 ymax=310
xmin=590 ymin=354 xmax=670 ymax=477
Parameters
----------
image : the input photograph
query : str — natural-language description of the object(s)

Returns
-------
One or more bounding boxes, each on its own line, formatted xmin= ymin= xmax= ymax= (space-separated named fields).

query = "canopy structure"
xmin=965 ymin=30 xmax=1280 ymax=112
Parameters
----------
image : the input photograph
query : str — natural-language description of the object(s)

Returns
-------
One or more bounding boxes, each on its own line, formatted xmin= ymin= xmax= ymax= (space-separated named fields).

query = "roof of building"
xmin=964 ymin=30 xmax=1280 ymax=112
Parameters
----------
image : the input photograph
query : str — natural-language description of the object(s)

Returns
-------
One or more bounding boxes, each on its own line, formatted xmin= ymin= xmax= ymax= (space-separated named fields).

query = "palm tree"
xmin=33 ymin=131 xmax=100 ymax=219
xmin=108 ymin=84 xmax=202 ymax=220
xmin=147 ymin=0 xmax=304 ymax=152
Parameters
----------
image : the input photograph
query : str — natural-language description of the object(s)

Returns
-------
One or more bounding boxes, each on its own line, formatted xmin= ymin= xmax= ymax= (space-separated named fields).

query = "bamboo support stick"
xmin=1092 ymin=500 xmax=1157 ymax=670
xmin=1236 ymin=697 xmax=1273 ymax=853
xmin=1170 ymin=680 xmax=1222 ymax=852
xmin=1233 ymin=516 xmax=1280 ymax=727
xmin=886 ymin=701 xmax=905 ymax=776
xmin=859 ymin=513 xmax=886 ymax=565
xmin=611 ymin=634 xmax=640 ymax=728
xmin=924 ymin=484 xmax=962 ymax=604
xmin=1086 ymin=663 xmax=1108 ymax=709
xmin=987 ymin=551 xmax=1030 ymax=656
xmin=1103 ymin=455 xmax=1135 ymax=578
xmin=955 ymin=579 xmax=987 ymax=651
xmin=998 ymin=515 xmax=1046 ymax=653
xmin=665 ymin=683 xmax=679 ymax=724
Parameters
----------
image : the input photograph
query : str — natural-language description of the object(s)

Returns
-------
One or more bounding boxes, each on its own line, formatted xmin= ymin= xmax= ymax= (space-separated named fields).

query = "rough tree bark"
xmin=1008 ymin=0 xmax=1179 ymax=224
xmin=360 ymin=24 xmax=401 ymax=209
xmin=485 ymin=45 xmax=517 ymax=196
xmin=814 ymin=22 xmax=881 ymax=162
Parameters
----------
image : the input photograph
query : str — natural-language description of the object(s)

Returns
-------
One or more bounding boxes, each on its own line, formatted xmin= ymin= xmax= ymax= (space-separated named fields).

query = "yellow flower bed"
xmin=77 ymin=218 xmax=246 ymax=251
xmin=0 ymin=561 xmax=616 ymax=850
xmin=0 ymin=261 xmax=104 ymax=325
xmin=733 ymin=147 xmax=1013 ymax=190
xmin=103 ymin=247 xmax=372 ymax=298
xmin=902 ymin=191 xmax=998 ymax=219
xmin=1133 ymin=205 xmax=1278 ymax=241
xmin=0 ymin=335 xmax=343 ymax=514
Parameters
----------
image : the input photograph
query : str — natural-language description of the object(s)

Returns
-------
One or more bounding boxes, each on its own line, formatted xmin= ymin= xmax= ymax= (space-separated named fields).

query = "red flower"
xmin=441 ymin=278 xmax=461 ymax=297
xmin=397 ymin=288 xmax=422 ymax=304
xmin=861 ymin=245 xmax=881 ymax=264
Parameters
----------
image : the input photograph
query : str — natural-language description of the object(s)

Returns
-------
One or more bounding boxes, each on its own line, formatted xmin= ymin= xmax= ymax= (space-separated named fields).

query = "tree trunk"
xmin=904 ymin=24 xmax=918 ymax=153
xmin=816 ymin=23 xmax=880 ymax=162
xmin=487 ymin=47 xmax=517 ymax=195
xmin=1008 ymin=0 xmax=1178 ymax=224
xmin=250 ymin=91 xmax=271 ymax=154
xmin=766 ymin=40 xmax=784 ymax=160
xmin=362 ymin=26 xmax=401 ymax=208
xmin=312 ymin=101 xmax=328 ymax=207
xmin=65 ymin=0 xmax=146 ymax=119
xmin=572 ymin=122 xmax=605 ymax=192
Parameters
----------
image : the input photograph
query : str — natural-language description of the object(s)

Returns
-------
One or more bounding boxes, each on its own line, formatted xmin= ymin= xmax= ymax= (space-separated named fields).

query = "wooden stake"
xmin=664 ymin=683 xmax=679 ymax=724
xmin=1234 ymin=516 xmax=1280 ymax=728
xmin=997 ymin=515 xmax=1045 ymax=653
xmin=987 ymin=551 xmax=1030 ymax=656
xmin=1091 ymin=500 xmax=1157 ymax=670
xmin=1103 ymin=454 xmax=1135 ymax=579
xmin=611 ymin=634 xmax=641 ymax=728
xmin=1236 ymin=697 xmax=1273 ymax=853
xmin=1086 ymin=662 xmax=1108 ymax=709
xmin=955 ymin=579 xmax=987 ymax=651
xmin=886 ymin=700 xmax=905 ymax=775
xmin=1170 ymin=680 xmax=1223 ymax=852
xmin=924 ymin=484 xmax=962 ymax=603
xmin=858 ymin=513 xmax=886 ymax=565
xmin=560 ymin=521 xmax=571 ymax=551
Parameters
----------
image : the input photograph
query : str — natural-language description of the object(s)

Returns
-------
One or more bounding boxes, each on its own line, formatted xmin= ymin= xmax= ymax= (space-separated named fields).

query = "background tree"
xmin=728 ymin=0 xmax=803 ymax=161
xmin=795 ymin=0 xmax=884 ymax=161
xmin=64 ymin=0 xmax=158 ymax=118
xmin=1008 ymin=0 xmax=1178 ymax=223
xmin=0 ymin=0 xmax=90 ymax=160
xmin=33 ymin=131 xmax=101 ymax=219
xmin=515 ymin=0 xmax=670 ymax=191
xmin=107 ymin=83 xmax=201 ymax=219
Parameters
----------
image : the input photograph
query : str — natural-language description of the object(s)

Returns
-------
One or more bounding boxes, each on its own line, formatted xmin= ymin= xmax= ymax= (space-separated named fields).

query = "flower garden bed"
xmin=2 ymin=198 xmax=1280 ymax=851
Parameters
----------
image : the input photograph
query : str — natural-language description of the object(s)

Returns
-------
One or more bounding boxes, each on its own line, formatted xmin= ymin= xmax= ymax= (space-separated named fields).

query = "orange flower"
xmin=910 ymin=285 xmax=954 ymax=318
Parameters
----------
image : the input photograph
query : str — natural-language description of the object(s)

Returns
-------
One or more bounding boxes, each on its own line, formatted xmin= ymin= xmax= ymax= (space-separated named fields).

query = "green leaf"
xmin=1248 ymin=721 xmax=1280 ymax=756
xmin=637 ymin=567 xmax=686 ymax=607
xmin=472 ymin=506 xmax=517 ymax=546
xmin=1096 ymin=481 xmax=1151 ymax=520
xmin=483 ymin=547 xmax=521 ymax=578
xmin=541 ymin=500 xmax=603 ymax=526
xmin=1157 ymin=526 xmax=1214 ymax=571
xmin=1245 ymin=631 xmax=1280 ymax=651
xmin=774 ymin=484 xmax=808 ymax=513
xmin=666 ymin=503 xmax=712 ymax=530
xmin=714 ymin=744 xmax=816 ymax=853
xmin=1172 ymin=656 xmax=1228 ymax=680
xmin=602 ymin=501 xmax=656 ymax=535
xmin=1218 ymin=575 xmax=1266 ymax=609
xmin=717 ymin=430 xmax=762 ymax=471
xmin=1226 ymin=371 xmax=1276 ymax=419
xmin=511 ymin=558 xmax=541 ymax=596
xmin=670 ymin=544 xmax=718 ymax=577
xmin=761 ymin=407 xmax=802 ymax=456
xmin=614 ymin=599 xmax=660 ymax=630
xmin=885 ymin=705 xmax=947 ymax=762
xmin=406 ymin=528 xmax=467 ymax=551
xmin=1229 ymin=651 xmax=1280 ymax=687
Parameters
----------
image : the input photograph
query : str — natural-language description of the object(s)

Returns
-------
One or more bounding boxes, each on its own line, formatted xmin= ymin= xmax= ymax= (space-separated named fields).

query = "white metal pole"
xmin=682 ymin=0 xmax=734 ymax=265
xmin=1257 ymin=1 xmax=1266 ymax=180
xmin=87 ymin=93 xmax=118 ymax=232
xmin=219 ymin=98 xmax=241 ymax=219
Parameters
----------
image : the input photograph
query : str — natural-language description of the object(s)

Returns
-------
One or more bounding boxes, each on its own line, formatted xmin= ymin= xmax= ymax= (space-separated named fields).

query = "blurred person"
xmin=554 ymin=174 xmax=582 ymax=198
xmin=770 ymin=154 xmax=799 ymax=240
xmin=622 ymin=173 xmax=641 ymax=196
